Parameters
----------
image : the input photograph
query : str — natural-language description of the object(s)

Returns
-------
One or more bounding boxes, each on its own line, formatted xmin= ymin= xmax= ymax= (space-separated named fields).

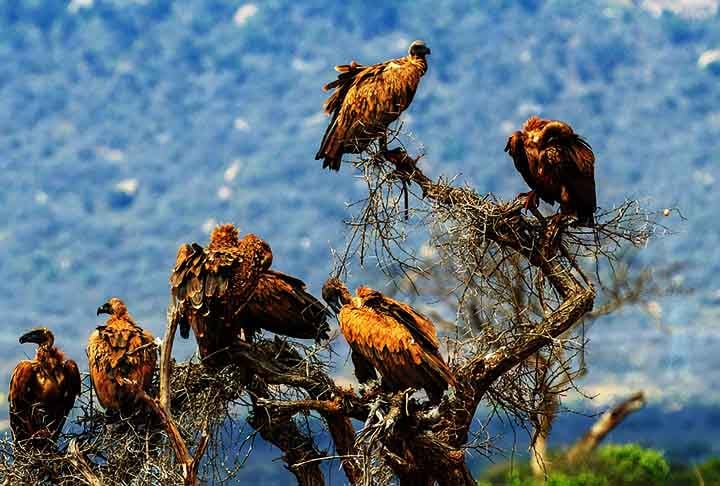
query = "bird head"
xmin=19 ymin=327 xmax=54 ymax=348
xmin=408 ymin=40 xmax=431 ymax=58
xmin=538 ymin=120 xmax=575 ymax=146
xmin=242 ymin=234 xmax=273 ymax=271
xmin=97 ymin=297 xmax=128 ymax=317
xmin=209 ymin=223 xmax=240 ymax=250
xmin=259 ymin=241 xmax=273 ymax=271
xmin=322 ymin=277 xmax=351 ymax=314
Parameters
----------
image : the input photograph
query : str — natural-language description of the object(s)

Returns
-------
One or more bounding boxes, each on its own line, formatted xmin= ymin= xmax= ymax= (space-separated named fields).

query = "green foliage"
xmin=595 ymin=444 xmax=670 ymax=485
xmin=478 ymin=444 xmax=681 ymax=485
xmin=546 ymin=471 xmax=608 ymax=486
xmin=668 ymin=457 xmax=720 ymax=485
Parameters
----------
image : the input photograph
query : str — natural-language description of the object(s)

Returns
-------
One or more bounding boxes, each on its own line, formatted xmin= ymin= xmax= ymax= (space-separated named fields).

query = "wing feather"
xmin=169 ymin=235 xmax=269 ymax=364
xmin=62 ymin=359 xmax=81 ymax=418
xmin=316 ymin=55 xmax=426 ymax=169
xmin=360 ymin=289 xmax=439 ymax=351
xmin=87 ymin=321 xmax=157 ymax=410
xmin=8 ymin=361 xmax=36 ymax=441
xmin=338 ymin=298 xmax=455 ymax=402
xmin=237 ymin=270 xmax=330 ymax=341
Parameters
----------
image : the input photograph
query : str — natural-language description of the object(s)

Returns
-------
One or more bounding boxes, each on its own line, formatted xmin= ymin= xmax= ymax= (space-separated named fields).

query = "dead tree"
xmin=0 ymin=132 xmax=668 ymax=485
xmin=566 ymin=391 xmax=647 ymax=464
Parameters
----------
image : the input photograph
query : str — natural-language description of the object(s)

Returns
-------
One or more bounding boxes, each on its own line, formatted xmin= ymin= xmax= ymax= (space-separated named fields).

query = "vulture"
xmin=9 ymin=328 xmax=81 ymax=448
xmin=316 ymin=40 xmax=431 ymax=171
xmin=88 ymin=298 xmax=157 ymax=411
xmin=171 ymin=224 xmax=329 ymax=367
xmin=236 ymin=270 xmax=331 ymax=342
xmin=322 ymin=278 xmax=456 ymax=403
xmin=505 ymin=116 xmax=597 ymax=226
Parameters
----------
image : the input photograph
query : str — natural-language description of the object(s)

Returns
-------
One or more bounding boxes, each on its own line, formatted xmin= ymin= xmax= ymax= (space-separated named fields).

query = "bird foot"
xmin=358 ymin=379 xmax=382 ymax=397
xmin=556 ymin=213 xmax=577 ymax=226
xmin=518 ymin=191 xmax=539 ymax=210
xmin=361 ymin=396 xmax=388 ymax=431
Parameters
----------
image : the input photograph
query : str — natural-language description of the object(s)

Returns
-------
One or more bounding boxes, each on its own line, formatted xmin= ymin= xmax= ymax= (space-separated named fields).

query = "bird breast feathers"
xmin=90 ymin=325 xmax=155 ymax=370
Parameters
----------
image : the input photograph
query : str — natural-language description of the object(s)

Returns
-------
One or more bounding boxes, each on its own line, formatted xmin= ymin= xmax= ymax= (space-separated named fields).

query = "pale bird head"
xmin=408 ymin=40 xmax=431 ymax=57
xmin=19 ymin=327 xmax=55 ymax=348
xmin=97 ymin=297 xmax=128 ymax=317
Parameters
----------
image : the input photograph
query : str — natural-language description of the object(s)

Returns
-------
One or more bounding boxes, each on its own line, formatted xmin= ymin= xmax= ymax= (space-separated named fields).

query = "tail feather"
xmin=423 ymin=352 xmax=457 ymax=403
xmin=316 ymin=116 xmax=343 ymax=170
xmin=317 ymin=61 xmax=365 ymax=171
xmin=322 ymin=156 xmax=341 ymax=171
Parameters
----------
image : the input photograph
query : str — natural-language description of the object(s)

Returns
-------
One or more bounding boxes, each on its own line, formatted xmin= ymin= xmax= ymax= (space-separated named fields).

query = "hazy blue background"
xmin=1 ymin=0 xmax=719 ymax=483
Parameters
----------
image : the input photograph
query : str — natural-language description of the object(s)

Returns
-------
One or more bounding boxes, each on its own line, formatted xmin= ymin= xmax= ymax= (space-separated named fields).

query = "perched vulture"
xmin=9 ymin=328 xmax=80 ymax=448
xmin=322 ymin=278 xmax=456 ymax=403
xmin=88 ymin=298 xmax=157 ymax=411
xmin=316 ymin=40 xmax=431 ymax=171
xmin=171 ymin=225 xmax=329 ymax=366
xmin=170 ymin=224 xmax=273 ymax=366
xmin=236 ymin=270 xmax=331 ymax=342
xmin=505 ymin=116 xmax=597 ymax=226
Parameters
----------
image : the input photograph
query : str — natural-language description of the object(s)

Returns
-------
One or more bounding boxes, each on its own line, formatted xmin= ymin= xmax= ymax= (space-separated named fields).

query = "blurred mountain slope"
xmin=0 ymin=1 xmax=719 ymax=480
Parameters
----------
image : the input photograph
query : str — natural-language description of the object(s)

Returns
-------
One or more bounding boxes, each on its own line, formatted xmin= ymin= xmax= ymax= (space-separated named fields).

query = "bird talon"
xmin=506 ymin=117 xmax=597 ymax=228
xmin=520 ymin=192 xmax=539 ymax=210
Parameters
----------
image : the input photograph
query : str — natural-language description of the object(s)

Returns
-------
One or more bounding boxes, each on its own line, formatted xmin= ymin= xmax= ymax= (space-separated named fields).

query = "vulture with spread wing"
xmin=171 ymin=224 xmax=272 ymax=366
xmin=322 ymin=278 xmax=455 ymax=403
xmin=171 ymin=225 xmax=329 ymax=366
xmin=505 ymin=116 xmax=597 ymax=226
xmin=88 ymin=298 xmax=157 ymax=411
xmin=316 ymin=40 xmax=431 ymax=171
xmin=9 ymin=328 xmax=80 ymax=448
xmin=236 ymin=270 xmax=330 ymax=342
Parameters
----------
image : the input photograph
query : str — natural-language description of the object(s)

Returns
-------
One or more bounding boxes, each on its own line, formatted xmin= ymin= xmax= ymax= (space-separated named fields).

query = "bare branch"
xmin=66 ymin=440 xmax=102 ymax=486
xmin=566 ymin=392 xmax=646 ymax=463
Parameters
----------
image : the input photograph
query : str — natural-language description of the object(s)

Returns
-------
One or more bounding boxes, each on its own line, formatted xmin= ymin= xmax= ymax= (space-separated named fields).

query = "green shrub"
xmin=477 ymin=444 xmax=675 ymax=485
xmin=596 ymin=444 xmax=670 ymax=485
xmin=547 ymin=471 xmax=608 ymax=486
xmin=669 ymin=457 xmax=720 ymax=485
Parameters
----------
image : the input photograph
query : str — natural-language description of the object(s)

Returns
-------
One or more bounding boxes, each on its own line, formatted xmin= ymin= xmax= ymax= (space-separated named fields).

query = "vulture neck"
xmin=407 ymin=55 xmax=428 ymax=75
xmin=208 ymin=237 xmax=239 ymax=251
xmin=336 ymin=285 xmax=354 ymax=307
xmin=108 ymin=312 xmax=137 ymax=328
xmin=36 ymin=345 xmax=66 ymax=373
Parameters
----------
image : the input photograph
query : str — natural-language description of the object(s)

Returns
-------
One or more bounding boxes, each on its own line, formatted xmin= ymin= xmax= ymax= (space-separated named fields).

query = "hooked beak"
xmin=426 ymin=47 xmax=431 ymax=55
xmin=261 ymin=252 xmax=273 ymax=271
xmin=19 ymin=329 xmax=48 ymax=345
xmin=327 ymin=301 xmax=342 ymax=314
xmin=97 ymin=302 xmax=113 ymax=316
xmin=323 ymin=293 xmax=343 ymax=314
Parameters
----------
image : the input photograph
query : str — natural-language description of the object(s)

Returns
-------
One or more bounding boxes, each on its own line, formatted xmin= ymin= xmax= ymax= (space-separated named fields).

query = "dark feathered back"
xmin=316 ymin=45 xmax=429 ymax=171
xmin=505 ymin=116 xmax=597 ymax=226
xmin=237 ymin=270 xmax=331 ymax=341
xmin=170 ymin=227 xmax=272 ymax=365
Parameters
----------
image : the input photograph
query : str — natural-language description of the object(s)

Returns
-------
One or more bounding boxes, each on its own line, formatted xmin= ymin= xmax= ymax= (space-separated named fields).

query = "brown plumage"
xmin=9 ymin=328 xmax=80 ymax=448
xmin=322 ymin=278 xmax=456 ymax=403
xmin=88 ymin=298 xmax=157 ymax=411
xmin=505 ymin=116 xmax=597 ymax=226
xmin=237 ymin=270 xmax=330 ymax=342
xmin=170 ymin=224 xmax=273 ymax=366
xmin=316 ymin=40 xmax=431 ymax=171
